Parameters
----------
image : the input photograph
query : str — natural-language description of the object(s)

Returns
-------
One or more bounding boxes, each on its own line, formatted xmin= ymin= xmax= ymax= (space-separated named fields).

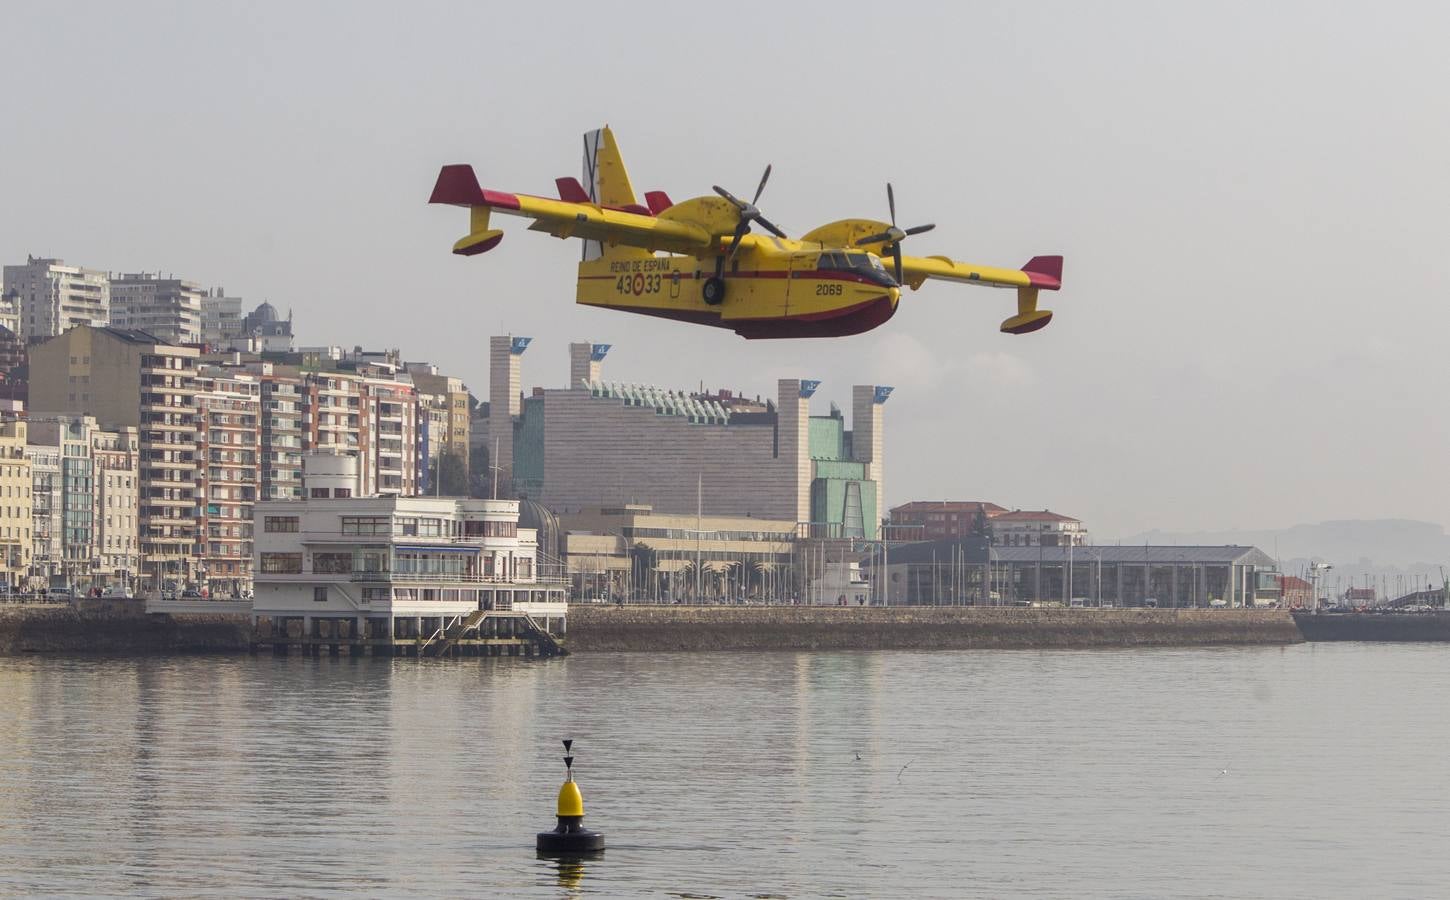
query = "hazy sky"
xmin=4 ymin=2 xmax=1448 ymax=538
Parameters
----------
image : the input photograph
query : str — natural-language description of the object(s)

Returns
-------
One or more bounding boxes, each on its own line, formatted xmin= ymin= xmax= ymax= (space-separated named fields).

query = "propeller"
xmin=713 ymin=164 xmax=787 ymax=262
xmin=855 ymin=183 xmax=935 ymax=284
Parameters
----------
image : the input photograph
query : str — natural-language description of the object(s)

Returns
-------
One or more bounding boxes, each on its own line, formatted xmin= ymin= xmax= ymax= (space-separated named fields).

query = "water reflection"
xmin=3 ymin=646 xmax=1450 ymax=897
xmin=537 ymin=851 xmax=591 ymax=892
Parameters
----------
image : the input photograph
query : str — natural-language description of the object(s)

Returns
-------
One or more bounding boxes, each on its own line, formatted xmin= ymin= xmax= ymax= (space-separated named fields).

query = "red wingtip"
xmin=555 ymin=177 xmax=591 ymax=204
xmin=644 ymin=190 xmax=674 ymax=215
xmin=1021 ymin=255 xmax=1063 ymax=290
xmin=429 ymin=165 xmax=486 ymax=206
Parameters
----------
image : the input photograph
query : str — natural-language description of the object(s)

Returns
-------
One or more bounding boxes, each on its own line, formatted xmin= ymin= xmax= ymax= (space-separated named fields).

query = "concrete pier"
xmin=564 ymin=605 xmax=1302 ymax=652
xmin=248 ymin=610 xmax=566 ymax=658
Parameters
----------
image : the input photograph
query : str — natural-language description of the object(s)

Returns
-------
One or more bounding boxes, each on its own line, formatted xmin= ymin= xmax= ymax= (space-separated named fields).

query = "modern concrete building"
xmin=479 ymin=336 xmax=890 ymax=538
xmin=29 ymin=326 xmax=201 ymax=589
xmin=0 ymin=420 xmax=30 ymax=589
xmin=109 ymin=273 xmax=204 ymax=345
xmin=250 ymin=451 xmax=566 ymax=644
xmin=3 ymin=256 xmax=109 ymax=341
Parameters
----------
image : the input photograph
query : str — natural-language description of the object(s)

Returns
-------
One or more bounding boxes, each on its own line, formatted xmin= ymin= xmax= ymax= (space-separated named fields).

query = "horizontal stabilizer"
xmin=644 ymin=190 xmax=674 ymax=214
xmin=429 ymin=165 xmax=486 ymax=206
xmin=556 ymin=177 xmax=592 ymax=203
xmin=1021 ymin=255 xmax=1063 ymax=290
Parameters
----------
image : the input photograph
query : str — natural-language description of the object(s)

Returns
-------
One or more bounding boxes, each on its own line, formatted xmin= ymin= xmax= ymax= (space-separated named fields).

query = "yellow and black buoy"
xmin=536 ymin=739 xmax=605 ymax=854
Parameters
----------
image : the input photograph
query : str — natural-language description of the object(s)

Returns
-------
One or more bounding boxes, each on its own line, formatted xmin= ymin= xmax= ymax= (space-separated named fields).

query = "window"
xmin=313 ymin=586 xmax=328 ymax=602
xmin=341 ymin=516 xmax=389 ymax=536
xmin=334 ymin=488 xmax=352 ymax=498
xmin=313 ymin=552 xmax=352 ymax=574
xmin=264 ymin=516 xmax=299 ymax=533
xmin=310 ymin=488 xmax=329 ymax=499
xmin=260 ymin=552 xmax=302 ymax=574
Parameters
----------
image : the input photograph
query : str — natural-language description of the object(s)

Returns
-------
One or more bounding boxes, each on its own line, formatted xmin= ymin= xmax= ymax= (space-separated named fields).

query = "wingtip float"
xmin=429 ymin=126 xmax=1064 ymax=340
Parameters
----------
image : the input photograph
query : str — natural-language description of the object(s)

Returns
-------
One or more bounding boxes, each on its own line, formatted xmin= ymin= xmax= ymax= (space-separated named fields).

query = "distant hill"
xmin=1117 ymin=519 xmax=1450 ymax=570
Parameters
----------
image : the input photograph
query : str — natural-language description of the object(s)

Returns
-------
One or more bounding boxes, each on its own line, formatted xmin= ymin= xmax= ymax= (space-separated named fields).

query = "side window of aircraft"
xmin=818 ymin=253 xmax=837 ymax=270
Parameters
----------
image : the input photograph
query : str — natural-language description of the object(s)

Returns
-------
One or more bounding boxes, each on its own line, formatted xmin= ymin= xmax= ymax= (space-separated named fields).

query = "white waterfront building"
xmin=250 ymin=452 xmax=566 ymax=644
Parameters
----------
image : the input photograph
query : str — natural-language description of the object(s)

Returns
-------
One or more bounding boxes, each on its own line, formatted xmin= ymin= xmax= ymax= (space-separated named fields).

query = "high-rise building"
xmin=194 ymin=366 xmax=261 ymax=595
xmin=477 ymin=337 xmax=890 ymax=538
xmin=200 ymin=290 xmax=245 ymax=348
xmin=256 ymin=366 xmax=305 ymax=501
xmin=109 ymin=273 xmax=204 ymax=345
xmin=0 ymin=420 xmax=31 ymax=589
xmin=29 ymin=326 xmax=201 ymax=588
xmin=2 ymin=256 xmax=109 ymax=341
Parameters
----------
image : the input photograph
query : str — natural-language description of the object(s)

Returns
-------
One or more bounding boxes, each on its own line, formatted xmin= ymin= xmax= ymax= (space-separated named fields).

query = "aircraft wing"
xmin=896 ymin=253 xmax=1063 ymax=334
xmin=430 ymin=165 xmax=714 ymax=256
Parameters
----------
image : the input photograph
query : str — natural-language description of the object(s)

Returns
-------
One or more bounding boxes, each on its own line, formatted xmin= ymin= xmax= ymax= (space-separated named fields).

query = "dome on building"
xmin=251 ymin=301 xmax=279 ymax=323
xmin=517 ymin=499 xmax=563 ymax=562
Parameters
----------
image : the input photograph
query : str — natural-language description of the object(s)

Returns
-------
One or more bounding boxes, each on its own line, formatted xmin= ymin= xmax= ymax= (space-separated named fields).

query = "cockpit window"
xmin=845 ymin=253 xmax=884 ymax=271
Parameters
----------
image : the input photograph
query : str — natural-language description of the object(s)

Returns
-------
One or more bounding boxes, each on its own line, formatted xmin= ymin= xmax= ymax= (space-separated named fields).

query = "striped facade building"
xmin=476 ymin=337 xmax=890 ymax=539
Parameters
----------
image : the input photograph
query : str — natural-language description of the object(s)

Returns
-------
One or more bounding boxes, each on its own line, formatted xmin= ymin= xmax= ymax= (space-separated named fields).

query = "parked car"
xmin=180 ymin=589 xmax=203 ymax=599
xmin=1069 ymin=597 xmax=1089 ymax=608
xmin=1142 ymin=597 xmax=1159 ymax=608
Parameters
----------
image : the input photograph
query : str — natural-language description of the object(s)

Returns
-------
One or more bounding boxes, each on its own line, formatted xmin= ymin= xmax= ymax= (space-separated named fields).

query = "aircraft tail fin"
xmin=582 ymin=126 xmax=638 ymax=260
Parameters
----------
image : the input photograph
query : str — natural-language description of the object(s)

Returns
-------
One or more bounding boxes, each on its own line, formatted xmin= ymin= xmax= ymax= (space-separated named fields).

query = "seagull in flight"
xmin=854 ymin=751 xmax=862 ymax=762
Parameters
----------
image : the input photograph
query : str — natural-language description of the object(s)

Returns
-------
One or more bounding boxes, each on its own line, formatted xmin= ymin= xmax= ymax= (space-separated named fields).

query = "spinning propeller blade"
xmin=856 ymin=183 xmax=935 ymax=284
xmin=715 ymin=164 xmax=786 ymax=257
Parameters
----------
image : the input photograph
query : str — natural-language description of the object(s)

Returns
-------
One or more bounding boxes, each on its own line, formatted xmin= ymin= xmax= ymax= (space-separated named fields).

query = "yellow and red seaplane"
xmin=430 ymin=127 xmax=1062 ymax=339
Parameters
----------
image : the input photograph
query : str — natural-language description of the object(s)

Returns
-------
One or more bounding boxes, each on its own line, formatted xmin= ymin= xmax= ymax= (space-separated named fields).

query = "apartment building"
xmin=92 ymin=425 xmax=140 ymax=586
xmin=2 ymin=256 xmax=109 ymax=341
xmin=0 ymin=420 xmax=31 ymax=588
xmin=200 ymin=290 xmax=245 ymax=348
xmin=109 ymin=273 xmax=204 ymax=345
xmin=30 ymin=327 xmax=200 ymax=588
xmin=300 ymin=368 xmax=419 ymax=498
xmin=26 ymin=416 xmax=139 ymax=589
xmin=409 ymin=367 xmax=471 ymax=472
xmin=195 ymin=366 xmax=261 ymax=595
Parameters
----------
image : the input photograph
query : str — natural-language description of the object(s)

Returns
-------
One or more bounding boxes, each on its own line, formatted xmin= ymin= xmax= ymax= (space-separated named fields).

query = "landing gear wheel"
xmin=702 ymin=277 xmax=726 ymax=305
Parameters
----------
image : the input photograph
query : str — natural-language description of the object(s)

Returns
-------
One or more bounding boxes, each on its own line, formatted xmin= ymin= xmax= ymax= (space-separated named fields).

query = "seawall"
xmin=0 ymin=601 xmax=250 ymax=655
xmin=1293 ymin=612 xmax=1450 ymax=642
xmin=565 ymin=606 xmax=1303 ymax=652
